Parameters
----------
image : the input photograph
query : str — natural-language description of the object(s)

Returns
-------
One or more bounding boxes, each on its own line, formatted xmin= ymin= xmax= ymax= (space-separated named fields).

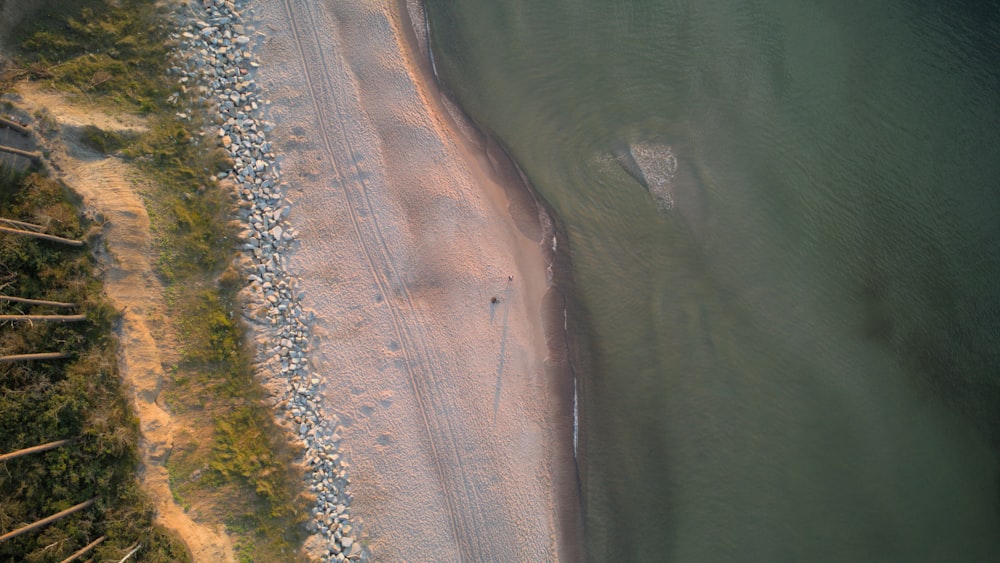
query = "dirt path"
xmin=5 ymin=83 xmax=235 ymax=563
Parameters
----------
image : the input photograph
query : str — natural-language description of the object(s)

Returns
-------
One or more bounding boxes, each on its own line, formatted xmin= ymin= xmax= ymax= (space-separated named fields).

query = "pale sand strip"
xmin=254 ymin=0 xmax=580 ymax=559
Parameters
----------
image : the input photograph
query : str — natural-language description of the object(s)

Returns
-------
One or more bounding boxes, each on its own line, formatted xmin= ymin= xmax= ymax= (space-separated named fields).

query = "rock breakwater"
xmin=170 ymin=0 xmax=364 ymax=560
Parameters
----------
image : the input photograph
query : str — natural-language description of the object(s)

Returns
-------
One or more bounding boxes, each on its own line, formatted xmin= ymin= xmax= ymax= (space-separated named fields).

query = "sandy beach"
xmin=251 ymin=0 xmax=580 ymax=559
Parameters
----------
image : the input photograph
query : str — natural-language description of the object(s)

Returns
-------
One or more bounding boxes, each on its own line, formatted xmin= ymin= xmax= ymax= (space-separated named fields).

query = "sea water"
xmin=423 ymin=0 xmax=1000 ymax=560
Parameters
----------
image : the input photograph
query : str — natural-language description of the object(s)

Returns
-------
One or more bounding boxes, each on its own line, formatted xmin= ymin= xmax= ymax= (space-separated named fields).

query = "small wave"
xmin=423 ymin=3 xmax=439 ymax=80
xmin=428 ymin=41 xmax=439 ymax=79
xmin=573 ymin=379 xmax=579 ymax=460
xmin=568 ymin=306 xmax=578 ymax=460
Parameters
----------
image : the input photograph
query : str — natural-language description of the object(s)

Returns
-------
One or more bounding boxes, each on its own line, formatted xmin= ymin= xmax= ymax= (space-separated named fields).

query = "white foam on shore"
xmin=569 ymin=306 xmax=579 ymax=459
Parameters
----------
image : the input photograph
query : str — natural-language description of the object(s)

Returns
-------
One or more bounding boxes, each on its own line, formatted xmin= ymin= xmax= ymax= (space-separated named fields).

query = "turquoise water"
xmin=424 ymin=0 xmax=1000 ymax=560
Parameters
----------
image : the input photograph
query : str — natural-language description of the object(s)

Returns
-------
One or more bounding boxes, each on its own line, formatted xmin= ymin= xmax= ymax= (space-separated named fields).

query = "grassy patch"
xmin=0 ymin=170 xmax=189 ymax=562
xmin=79 ymin=124 xmax=131 ymax=154
xmin=15 ymin=0 xmax=173 ymax=113
xmin=30 ymin=107 xmax=59 ymax=135
xmin=123 ymin=117 xmax=234 ymax=278
xmin=127 ymin=116 xmax=305 ymax=557
xmin=9 ymin=0 xmax=307 ymax=559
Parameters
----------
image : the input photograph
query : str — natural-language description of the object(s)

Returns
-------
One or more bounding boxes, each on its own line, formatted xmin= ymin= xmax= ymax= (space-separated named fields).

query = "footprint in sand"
xmin=380 ymin=393 xmax=394 ymax=408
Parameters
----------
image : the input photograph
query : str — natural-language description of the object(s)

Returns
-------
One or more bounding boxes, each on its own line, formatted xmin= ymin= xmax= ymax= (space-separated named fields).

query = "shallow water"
xmin=424 ymin=0 xmax=1000 ymax=559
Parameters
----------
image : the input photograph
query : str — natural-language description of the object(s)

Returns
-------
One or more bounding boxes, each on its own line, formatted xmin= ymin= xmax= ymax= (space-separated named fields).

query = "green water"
xmin=424 ymin=0 xmax=1000 ymax=560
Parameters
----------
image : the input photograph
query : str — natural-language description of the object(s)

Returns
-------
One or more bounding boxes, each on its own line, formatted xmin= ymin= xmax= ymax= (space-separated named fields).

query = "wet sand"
xmin=253 ymin=0 xmax=580 ymax=559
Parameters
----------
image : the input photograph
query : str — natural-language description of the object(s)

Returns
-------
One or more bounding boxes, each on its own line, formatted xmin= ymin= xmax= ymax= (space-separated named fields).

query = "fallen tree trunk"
xmin=0 ymin=144 xmax=41 ymax=162
xmin=117 ymin=543 xmax=141 ymax=563
xmin=0 ymin=117 xmax=30 ymax=136
xmin=60 ymin=535 xmax=105 ymax=563
xmin=0 ymin=498 xmax=96 ymax=542
xmin=0 ymin=218 xmax=46 ymax=232
xmin=0 ymin=226 xmax=84 ymax=246
xmin=0 ymin=352 xmax=71 ymax=362
xmin=0 ymin=296 xmax=76 ymax=308
xmin=0 ymin=314 xmax=87 ymax=322
xmin=0 ymin=439 xmax=72 ymax=463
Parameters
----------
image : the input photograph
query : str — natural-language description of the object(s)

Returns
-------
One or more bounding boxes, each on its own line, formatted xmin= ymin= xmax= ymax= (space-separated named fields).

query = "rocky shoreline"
xmin=169 ymin=0 xmax=363 ymax=560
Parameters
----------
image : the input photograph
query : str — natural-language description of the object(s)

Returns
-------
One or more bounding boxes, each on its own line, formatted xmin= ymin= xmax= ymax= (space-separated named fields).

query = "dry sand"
xmin=253 ymin=0 xmax=580 ymax=559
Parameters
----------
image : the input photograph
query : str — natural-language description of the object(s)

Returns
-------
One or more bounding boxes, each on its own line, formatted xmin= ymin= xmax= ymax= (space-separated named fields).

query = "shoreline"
xmin=4 ymin=0 xmax=583 ymax=559
xmin=403 ymin=3 xmax=586 ymax=556
xmin=247 ymin=0 xmax=583 ymax=559
xmin=401 ymin=2 xmax=585 ymax=558
xmin=173 ymin=0 xmax=582 ymax=557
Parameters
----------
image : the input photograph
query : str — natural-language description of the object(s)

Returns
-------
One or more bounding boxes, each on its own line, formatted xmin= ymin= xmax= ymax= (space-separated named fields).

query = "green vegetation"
xmin=4 ymin=0 xmax=307 ymax=559
xmin=0 ymin=169 xmax=189 ymax=561
xmin=79 ymin=124 xmax=131 ymax=154
xmin=15 ymin=0 xmax=172 ymax=112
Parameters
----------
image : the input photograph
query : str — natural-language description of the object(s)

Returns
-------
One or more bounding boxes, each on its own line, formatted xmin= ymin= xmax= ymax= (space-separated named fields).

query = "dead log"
xmin=0 ymin=352 xmax=71 ymax=363
xmin=0 ymin=296 xmax=76 ymax=308
xmin=117 ymin=543 xmax=141 ymax=563
xmin=0 ymin=439 xmax=72 ymax=463
xmin=0 ymin=314 xmax=87 ymax=322
xmin=60 ymin=535 xmax=105 ymax=563
xmin=0 ymin=218 xmax=46 ymax=232
xmin=0 ymin=144 xmax=41 ymax=163
xmin=0 ymin=498 xmax=96 ymax=542
xmin=0 ymin=117 xmax=30 ymax=136
xmin=0 ymin=226 xmax=84 ymax=246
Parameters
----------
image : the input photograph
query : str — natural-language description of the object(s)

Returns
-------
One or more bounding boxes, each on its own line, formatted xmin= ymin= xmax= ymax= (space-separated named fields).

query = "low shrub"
xmin=0 ymin=170 xmax=189 ymax=561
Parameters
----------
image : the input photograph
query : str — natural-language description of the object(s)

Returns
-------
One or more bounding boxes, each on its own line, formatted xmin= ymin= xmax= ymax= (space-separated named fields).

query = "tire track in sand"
xmin=278 ymin=1 xmax=495 ymax=558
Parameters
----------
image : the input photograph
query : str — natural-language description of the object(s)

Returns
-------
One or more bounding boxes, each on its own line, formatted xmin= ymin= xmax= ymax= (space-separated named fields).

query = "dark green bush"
xmin=0 ymin=170 xmax=189 ymax=561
